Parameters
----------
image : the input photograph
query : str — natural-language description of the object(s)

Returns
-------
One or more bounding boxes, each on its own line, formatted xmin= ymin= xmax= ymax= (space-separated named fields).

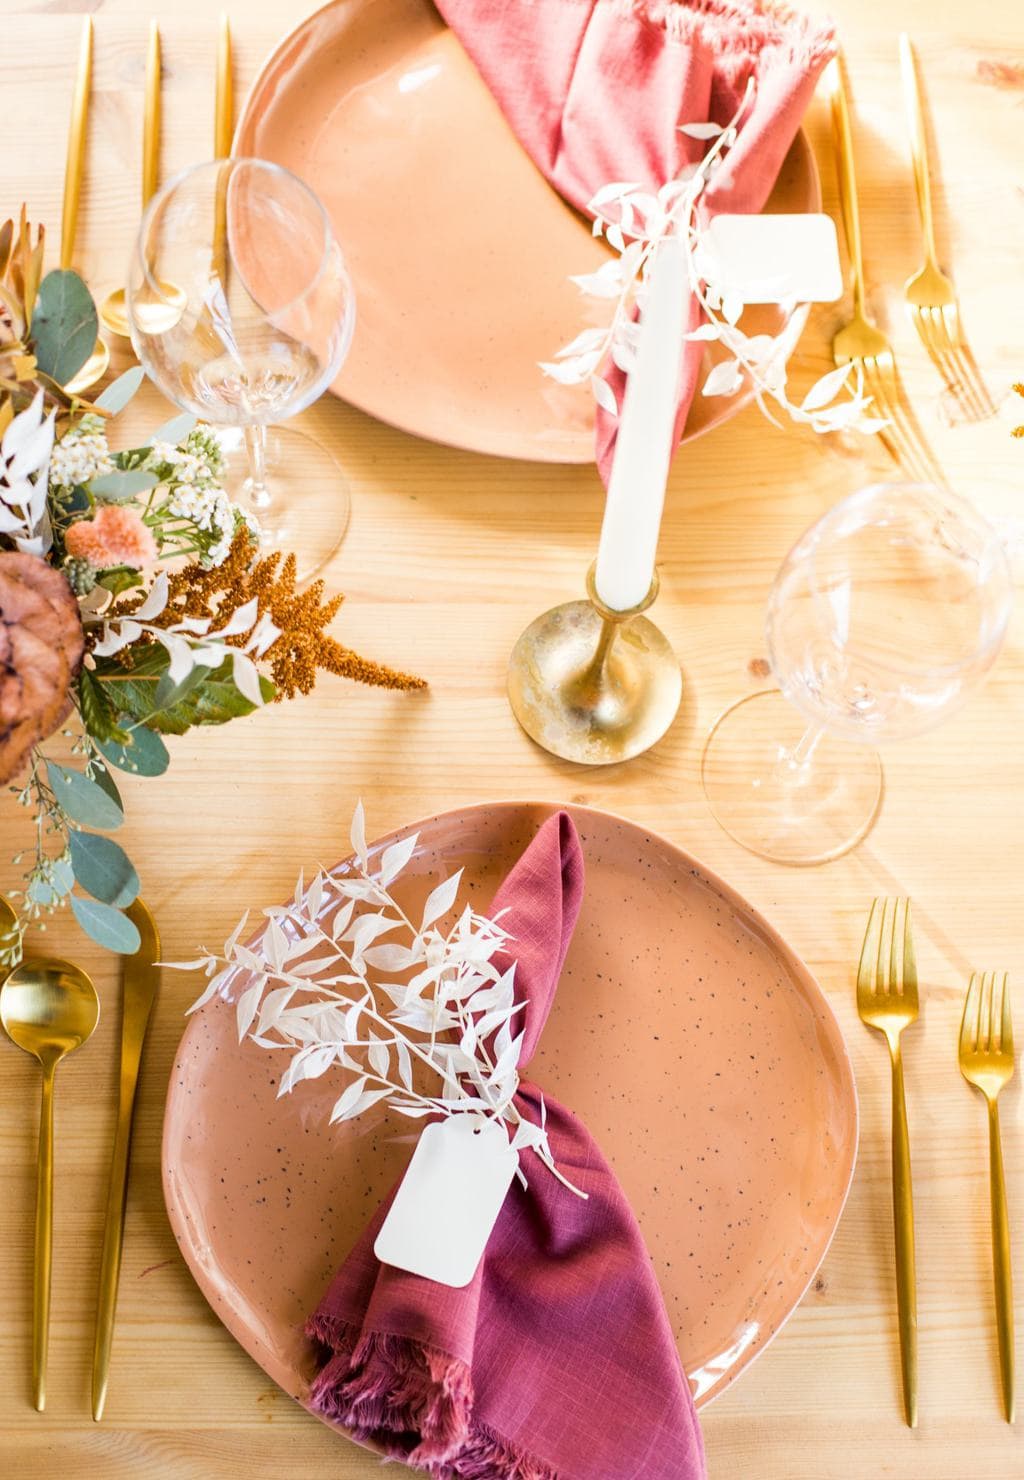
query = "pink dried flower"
xmin=65 ymin=505 xmax=157 ymax=569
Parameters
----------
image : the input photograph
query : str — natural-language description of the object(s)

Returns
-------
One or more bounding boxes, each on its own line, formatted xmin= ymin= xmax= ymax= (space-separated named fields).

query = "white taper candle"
xmin=594 ymin=234 xmax=687 ymax=612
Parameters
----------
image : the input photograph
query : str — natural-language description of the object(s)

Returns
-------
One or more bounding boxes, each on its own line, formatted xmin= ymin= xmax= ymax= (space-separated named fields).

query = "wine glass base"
xmin=701 ymin=690 xmax=884 ymax=866
xmin=216 ymin=425 xmax=351 ymax=583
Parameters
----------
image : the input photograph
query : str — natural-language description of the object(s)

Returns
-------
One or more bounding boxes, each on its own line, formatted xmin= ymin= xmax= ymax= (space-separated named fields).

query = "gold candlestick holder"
xmin=507 ymin=563 xmax=683 ymax=765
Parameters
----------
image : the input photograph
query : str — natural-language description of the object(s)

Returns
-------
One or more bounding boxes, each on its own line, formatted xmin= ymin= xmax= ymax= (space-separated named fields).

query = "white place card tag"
xmin=374 ymin=1115 xmax=519 ymax=1288
xmin=702 ymin=213 xmax=844 ymax=304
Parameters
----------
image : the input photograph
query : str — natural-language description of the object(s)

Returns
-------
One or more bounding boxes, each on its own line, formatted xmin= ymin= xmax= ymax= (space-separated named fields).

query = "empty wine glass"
xmin=127 ymin=158 xmax=355 ymax=580
xmin=701 ymin=482 xmax=1013 ymax=866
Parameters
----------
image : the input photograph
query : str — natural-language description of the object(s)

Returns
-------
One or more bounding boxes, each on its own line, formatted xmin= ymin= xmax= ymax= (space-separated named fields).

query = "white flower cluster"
xmin=166 ymin=482 xmax=237 ymax=566
xmin=48 ymin=424 xmax=113 ymax=495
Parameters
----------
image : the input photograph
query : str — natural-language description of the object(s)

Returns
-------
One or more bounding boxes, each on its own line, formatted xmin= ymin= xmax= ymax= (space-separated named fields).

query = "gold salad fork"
xmin=826 ymin=56 xmax=944 ymax=487
xmin=899 ymin=35 xmax=994 ymax=422
xmin=857 ymin=897 xmax=919 ymax=1427
xmin=959 ymin=971 xmax=1016 ymax=1422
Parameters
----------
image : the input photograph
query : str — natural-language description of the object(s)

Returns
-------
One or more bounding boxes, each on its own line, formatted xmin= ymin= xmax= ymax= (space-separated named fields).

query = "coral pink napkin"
xmin=432 ymin=0 xmax=836 ymax=480
xmin=306 ymin=813 xmax=705 ymax=1478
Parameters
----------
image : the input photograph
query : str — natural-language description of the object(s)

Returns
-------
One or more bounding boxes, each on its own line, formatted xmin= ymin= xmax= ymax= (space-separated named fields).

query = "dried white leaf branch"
xmin=542 ymin=79 xmax=885 ymax=438
xmin=167 ymin=803 xmax=585 ymax=1197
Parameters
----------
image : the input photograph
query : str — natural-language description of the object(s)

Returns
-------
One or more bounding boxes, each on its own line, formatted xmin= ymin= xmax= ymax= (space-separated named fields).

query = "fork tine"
xmin=961 ymin=972 xmax=982 ymax=1055
xmin=857 ymin=896 xmax=883 ymax=992
xmin=919 ymin=307 xmax=989 ymax=422
xmin=901 ymin=899 xmax=916 ymax=995
xmin=1001 ymin=974 xmax=1013 ymax=1060
xmin=878 ymin=896 xmax=896 ymax=990
xmin=991 ymin=972 xmax=1007 ymax=1053
xmin=982 ymin=971 xmax=995 ymax=1052
xmin=861 ymin=360 xmax=940 ymax=485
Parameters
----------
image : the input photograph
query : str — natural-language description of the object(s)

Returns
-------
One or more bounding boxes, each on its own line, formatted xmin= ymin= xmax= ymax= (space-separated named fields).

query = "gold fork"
xmin=900 ymin=35 xmax=994 ymax=423
xmin=959 ymin=971 xmax=1016 ymax=1422
xmin=826 ymin=56 xmax=945 ymax=488
xmin=857 ymin=896 xmax=919 ymax=1427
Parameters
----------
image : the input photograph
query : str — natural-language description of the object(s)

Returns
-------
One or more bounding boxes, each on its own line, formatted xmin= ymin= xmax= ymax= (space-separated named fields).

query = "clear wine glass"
xmin=701 ymin=482 xmax=1013 ymax=866
xmin=127 ymin=158 xmax=355 ymax=580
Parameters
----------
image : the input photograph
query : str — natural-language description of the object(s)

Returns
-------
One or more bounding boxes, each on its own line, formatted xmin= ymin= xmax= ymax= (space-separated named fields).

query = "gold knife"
xmin=92 ymin=897 xmax=161 ymax=1422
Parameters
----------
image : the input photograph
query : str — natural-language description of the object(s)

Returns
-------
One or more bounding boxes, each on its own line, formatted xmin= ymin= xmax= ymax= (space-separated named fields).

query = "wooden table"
xmin=3 ymin=1 xmax=1023 ymax=1475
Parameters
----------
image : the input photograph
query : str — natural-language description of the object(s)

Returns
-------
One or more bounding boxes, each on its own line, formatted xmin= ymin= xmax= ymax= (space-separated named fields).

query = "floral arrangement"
xmin=176 ymin=805 xmax=581 ymax=1194
xmin=0 ymin=211 xmax=423 ymax=966
xmin=544 ymin=81 xmax=882 ymax=437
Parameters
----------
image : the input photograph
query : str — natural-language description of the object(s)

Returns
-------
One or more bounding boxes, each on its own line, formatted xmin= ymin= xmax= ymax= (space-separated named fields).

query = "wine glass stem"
xmin=782 ymin=723 xmax=825 ymax=773
xmin=244 ymin=424 xmax=272 ymax=512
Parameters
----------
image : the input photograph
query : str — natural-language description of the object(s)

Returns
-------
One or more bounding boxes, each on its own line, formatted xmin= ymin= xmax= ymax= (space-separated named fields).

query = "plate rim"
xmin=162 ymin=798 xmax=858 ymax=1421
xmin=232 ymin=0 xmax=819 ymax=465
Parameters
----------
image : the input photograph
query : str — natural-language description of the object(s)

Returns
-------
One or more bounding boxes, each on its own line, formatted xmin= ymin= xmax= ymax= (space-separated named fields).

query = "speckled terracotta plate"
xmin=163 ymin=802 xmax=857 ymax=1427
xmin=233 ymin=0 xmax=818 ymax=462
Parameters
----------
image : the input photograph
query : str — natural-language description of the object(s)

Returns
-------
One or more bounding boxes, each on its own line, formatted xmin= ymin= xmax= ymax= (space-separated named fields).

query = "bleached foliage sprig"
xmin=542 ymin=79 xmax=883 ymax=438
xmin=175 ymin=804 xmax=585 ymax=1197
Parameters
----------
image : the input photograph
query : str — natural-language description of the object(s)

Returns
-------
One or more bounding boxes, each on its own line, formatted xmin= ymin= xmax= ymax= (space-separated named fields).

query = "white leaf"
xmin=702 ymin=360 xmax=745 ymax=398
xmin=258 ymin=984 xmax=294 ymax=1032
xmin=539 ymin=352 xmax=600 ymax=385
xmin=347 ymin=913 xmax=402 ymax=952
xmin=306 ymin=871 xmax=324 ymax=921
xmin=801 ymin=362 xmax=854 ymax=412
xmin=606 ymin=222 xmax=626 ymax=253
xmin=232 ymin=651 xmax=265 ymax=707
xmin=555 ymin=326 xmax=607 ymax=359
xmin=361 ymin=942 xmax=419 ymax=971
xmin=215 ymin=596 xmax=260 ymax=639
xmin=331 ymin=1080 xmax=391 ymax=1123
xmin=392 ymin=1102 xmax=433 ymax=1119
xmin=134 ymin=572 xmax=170 ymax=621
xmin=225 ymin=909 xmax=251 ymax=958
xmin=350 ymin=800 xmax=368 ymax=864
xmin=330 ymin=1075 xmax=369 ymax=1121
xmin=377 ymin=833 xmax=418 ymax=886
xmin=685 ymin=322 xmax=722 ymax=342
xmin=421 ymin=869 xmax=463 ymax=930
xmin=589 ymin=180 xmax=642 ymax=210
xmin=679 ymin=121 xmax=725 ymax=140
xmin=367 ymin=1038 xmax=390 ymax=1077
xmin=395 ymin=1037 xmax=414 ymax=1091
xmin=236 ymin=980 xmax=263 ymax=1041
xmin=330 ymin=900 xmax=356 ymax=940
xmin=590 ymin=375 xmax=618 ymax=416
xmin=722 ymin=291 xmax=744 ymax=326
xmin=343 ymin=999 xmax=363 ymax=1040
xmin=569 ymin=258 xmax=627 ymax=299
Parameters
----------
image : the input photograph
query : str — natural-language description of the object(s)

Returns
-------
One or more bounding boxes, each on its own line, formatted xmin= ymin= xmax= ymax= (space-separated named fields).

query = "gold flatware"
xmin=856 ymin=896 xmax=919 ymax=1427
xmin=215 ymin=14 xmax=233 ymax=160
xmin=1 ymin=956 xmax=100 ymax=1411
xmin=826 ymin=55 xmax=944 ymax=487
xmin=100 ymin=21 xmax=174 ymax=340
xmin=899 ymin=35 xmax=994 ymax=422
xmin=61 ymin=17 xmax=109 ymax=395
xmin=0 ymin=893 xmax=18 ymax=981
xmin=959 ymin=971 xmax=1016 ymax=1422
xmin=92 ymin=898 xmax=161 ymax=1422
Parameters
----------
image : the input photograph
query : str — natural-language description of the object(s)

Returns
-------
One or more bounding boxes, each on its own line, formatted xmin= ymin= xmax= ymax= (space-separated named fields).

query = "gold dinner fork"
xmin=826 ymin=56 xmax=945 ymax=488
xmin=959 ymin=971 xmax=1015 ymax=1423
xmin=899 ymin=35 xmax=994 ymax=422
xmin=857 ymin=896 xmax=919 ymax=1427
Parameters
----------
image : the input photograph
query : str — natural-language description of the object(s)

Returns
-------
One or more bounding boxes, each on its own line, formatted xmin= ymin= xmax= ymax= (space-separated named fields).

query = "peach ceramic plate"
xmin=233 ymin=0 xmax=820 ymax=462
xmin=163 ymin=802 xmax=857 ymax=1431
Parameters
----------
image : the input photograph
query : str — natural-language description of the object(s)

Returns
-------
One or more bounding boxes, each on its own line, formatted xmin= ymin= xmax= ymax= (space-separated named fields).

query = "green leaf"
xmin=149 ymin=411 xmax=196 ymax=443
xmin=70 ymin=896 xmax=141 ymax=954
xmin=95 ymin=566 xmax=143 ymax=596
xmin=97 ymin=726 xmax=170 ymax=777
xmin=46 ymin=762 xmax=124 ymax=830
xmin=69 ymin=832 xmax=139 ymax=907
xmin=86 ymin=469 xmax=160 ymax=501
xmin=30 ymin=269 xmax=99 ymax=386
xmin=94 ymin=366 xmax=145 ymax=414
xmin=77 ymin=669 xmax=130 ymax=745
xmin=27 ymin=854 xmax=74 ymax=907
xmin=98 ymin=645 xmax=273 ymax=735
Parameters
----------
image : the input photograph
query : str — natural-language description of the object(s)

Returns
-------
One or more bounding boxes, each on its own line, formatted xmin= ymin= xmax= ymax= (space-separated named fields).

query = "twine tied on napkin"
xmin=305 ymin=813 xmax=706 ymax=1478
xmin=433 ymin=0 xmax=836 ymax=480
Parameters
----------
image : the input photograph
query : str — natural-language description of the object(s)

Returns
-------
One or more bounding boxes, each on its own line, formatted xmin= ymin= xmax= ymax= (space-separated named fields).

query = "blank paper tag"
xmin=374 ymin=1116 xmax=519 ymax=1288
xmin=703 ymin=213 xmax=843 ymax=304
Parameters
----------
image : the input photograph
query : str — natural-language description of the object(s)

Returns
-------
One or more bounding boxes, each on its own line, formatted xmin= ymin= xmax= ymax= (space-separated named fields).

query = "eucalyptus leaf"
xmin=149 ymin=411 xmax=196 ymax=443
xmin=46 ymin=762 xmax=124 ymax=830
xmin=90 ymin=761 xmax=124 ymax=812
xmin=30 ymin=269 xmax=99 ymax=386
xmin=69 ymin=832 xmax=139 ymax=907
xmin=97 ymin=726 xmax=170 ymax=777
xmin=86 ymin=469 xmax=160 ymax=501
xmin=70 ymin=896 xmax=141 ymax=954
xmin=94 ymin=365 xmax=145 ymax=414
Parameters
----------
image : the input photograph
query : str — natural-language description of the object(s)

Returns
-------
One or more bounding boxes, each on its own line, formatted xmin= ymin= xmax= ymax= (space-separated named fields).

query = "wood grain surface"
xmin=2 ymin=1 xmax=1023 ymax=1475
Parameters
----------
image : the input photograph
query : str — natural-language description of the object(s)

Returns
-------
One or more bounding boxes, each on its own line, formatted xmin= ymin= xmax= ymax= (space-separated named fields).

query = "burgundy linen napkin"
xmin=306 ymin=813 xmax=705 ymax=1479
xmin=432 ymin=0 xmax=836 ymax=480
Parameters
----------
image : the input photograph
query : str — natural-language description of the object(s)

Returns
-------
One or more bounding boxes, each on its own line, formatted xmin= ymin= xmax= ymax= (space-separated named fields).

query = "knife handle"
xmin=91 ymin=1090 xmax=135 ymax=1422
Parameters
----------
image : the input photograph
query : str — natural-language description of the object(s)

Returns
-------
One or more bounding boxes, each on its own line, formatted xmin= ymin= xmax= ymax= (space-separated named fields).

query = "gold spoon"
xmin=1 ymin=957 xmax=100 ymax=1410
xmin=62 ymin=18 xmax=109 ymax=396
xmin=99 ymin=21 xmax=183 ymax=340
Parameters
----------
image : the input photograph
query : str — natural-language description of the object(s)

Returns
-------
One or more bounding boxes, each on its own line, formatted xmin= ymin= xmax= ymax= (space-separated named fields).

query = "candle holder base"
xmin=507 ymin=569 xmax=682 ymax=766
